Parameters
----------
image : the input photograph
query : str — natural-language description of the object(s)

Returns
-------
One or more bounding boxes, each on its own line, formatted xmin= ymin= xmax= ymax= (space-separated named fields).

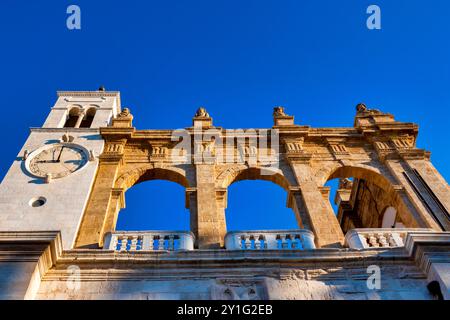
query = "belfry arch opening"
xmin=79 ymin=107 xmax=96 ymax=128
xmin=63 ymin=107 xmax=81 ymax=128
xmin=324 ymin=166 xmax=418 ymax=234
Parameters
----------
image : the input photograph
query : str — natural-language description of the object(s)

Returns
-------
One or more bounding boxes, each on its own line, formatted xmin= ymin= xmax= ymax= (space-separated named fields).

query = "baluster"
xmin=250 ymin=236 xmax=256 ymax=250
xmin=367 ymin=233 xmax=379 ymax=247
xmin=129 ymin=236 xmax=138 ymax=251
xmin=240 ymin=236 xmax=246 ymax=249
xmin=286 ymin=235 xmax=293 ymax=249
xmin=276 ymin=236 xmax=282 ymax=249
xmin=259 ymin=236 xmax=266 ymax=250
xmin=120 ymin=236 xmax=128 ymax=251
xmin=378 ymin=233 xmax=389 ymax=247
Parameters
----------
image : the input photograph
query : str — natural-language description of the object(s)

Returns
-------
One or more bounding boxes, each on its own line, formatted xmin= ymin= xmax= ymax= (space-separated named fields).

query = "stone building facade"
xmin=0 ymin=90 xmax=449 ymax=300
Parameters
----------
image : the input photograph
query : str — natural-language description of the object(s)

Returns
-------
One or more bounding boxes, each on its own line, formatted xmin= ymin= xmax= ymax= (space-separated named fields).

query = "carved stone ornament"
xmin=195 ymin=107 xmax=210 ymax=118
xmin=61 ymin=133 xmax=74 ymax=143
xmin=118 ymin=108 xmax=131 ymax=118
xmin=273 ymin=106 xmax=287 ymax=117
xmin=356 ymin=103 xmax=382 ymax=114
xmin=356 ymin=103 xmax=367 ymax=113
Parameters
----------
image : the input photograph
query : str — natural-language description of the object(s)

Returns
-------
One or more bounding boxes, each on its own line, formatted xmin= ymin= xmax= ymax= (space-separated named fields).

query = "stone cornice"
xmin=57 ymin=91 xmax=120 ymax=97
xmin=0 ymin=231 xmax=62 ymax=263
xmin=30 ymin=127 xmax=100 ymax=133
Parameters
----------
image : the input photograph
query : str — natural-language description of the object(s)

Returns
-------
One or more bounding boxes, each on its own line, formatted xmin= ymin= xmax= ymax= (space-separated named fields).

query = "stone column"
xmin=289 ymin=162 xmax=345 ymax=248
xmin=74 ymin=111 xmax=85 ymax=128
xmin=75 ymin=154 xmax=122 ymax=248
xmin=193 ymin=164 xmax=226 ymax=248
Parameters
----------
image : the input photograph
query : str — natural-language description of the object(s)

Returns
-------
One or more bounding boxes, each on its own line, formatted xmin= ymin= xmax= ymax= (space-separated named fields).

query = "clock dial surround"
xmin=25 ymin=143 xmax=89 ymax=179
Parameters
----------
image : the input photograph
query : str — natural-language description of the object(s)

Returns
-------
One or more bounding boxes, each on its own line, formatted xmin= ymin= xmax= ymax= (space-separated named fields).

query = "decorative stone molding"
xmin=273 ymin=106 xmax=295 ymax=126
xmin=211 ymin=279 xmax=266 ymax=300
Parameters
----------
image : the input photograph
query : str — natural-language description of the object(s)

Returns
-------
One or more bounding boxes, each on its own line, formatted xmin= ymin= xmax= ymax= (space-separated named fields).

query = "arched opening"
xmin=79 ymin=107 xmax=96 ymax=128
xmin=107 ymin=167 xmax=193 ymax=251
xmin=221 ymin=167 xmax=314 ymax=250
xmin=226 ymin=180 xmax=298 ymax=230
xmin=63 ymin=107 xmax=81 ymax=128
xmin=324 ymin=165 xmax=416 ymax=234
xmin=116 ymin=180 xmax=189 ymax=231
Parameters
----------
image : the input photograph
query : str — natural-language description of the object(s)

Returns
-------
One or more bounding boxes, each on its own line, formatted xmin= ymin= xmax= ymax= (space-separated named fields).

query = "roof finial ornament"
xmin=118 ymin=107 xmax=131 ymax=118
xmin=195 ymin=107 xmax=210 ymax=118
xmin=356 ymin=103 xmax=367 ymax=113
xmin=98 ymin=85 xmax=106 ymax=91
xmin=273 ymin=106 xmax=287 ymax=117
xmin=356 ymin=102 xmax=382 ymax=115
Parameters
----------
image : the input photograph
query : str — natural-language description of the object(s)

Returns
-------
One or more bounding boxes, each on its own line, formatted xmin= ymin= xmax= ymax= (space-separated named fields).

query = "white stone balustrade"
xmin=345 ymin=228 xmax=434 ymax=249
xmin=103 ymin=231 xmax=195 ymax=251
xmin=224 ymin=229 xmax=316 ymax=250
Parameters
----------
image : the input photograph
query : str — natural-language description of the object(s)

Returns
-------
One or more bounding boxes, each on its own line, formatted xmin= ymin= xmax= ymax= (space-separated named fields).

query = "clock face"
xmin=27 ymin=143 xmax=89 ymax=179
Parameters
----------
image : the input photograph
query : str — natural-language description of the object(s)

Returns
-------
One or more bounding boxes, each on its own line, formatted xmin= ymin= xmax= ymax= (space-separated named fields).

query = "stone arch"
xmin=216 ymin=165 xmax=301 ymax=233
xmin=322 ymin=163 xmax=423 ymax=229
xmin=64 ymin=105 xmax=83 ymax=128
xmin=216 ymin=165 xmax=291 ymax=191
xmin=115 ymin=165 xmax=190 ymax=191
xmin=113 ymin=165 xmax=191 ymax=232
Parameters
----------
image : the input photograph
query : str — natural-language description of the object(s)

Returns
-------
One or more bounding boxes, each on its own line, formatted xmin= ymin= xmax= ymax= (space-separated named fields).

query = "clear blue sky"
xmin=0 ymin=1 xmax=449 ymax=232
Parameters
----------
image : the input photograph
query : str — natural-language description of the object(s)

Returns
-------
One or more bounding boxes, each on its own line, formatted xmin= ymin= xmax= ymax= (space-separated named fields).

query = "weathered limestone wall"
xmin=33 ymin=263 xmax=434 ymax=300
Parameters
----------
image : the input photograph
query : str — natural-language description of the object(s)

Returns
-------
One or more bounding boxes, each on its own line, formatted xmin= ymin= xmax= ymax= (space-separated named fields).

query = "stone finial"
xmin=193 ymin=107 xmax=213 ymax=127
xmin=356 ymin=103 xmax=382 ymax=114
xmin=356 ymin=103 xmax=367 ymax=113
xmin=112 ymin=107 xmax=133 ymax=127
xmin=98 ymin=85 xmax=106 ymax=91
xmin=118 ymin=107 xmax=131 ymax=118
xmin=273 ymin=106 xmax=294 ymax=126
xmin=195 ymin=107 xmax=210 ymax=118
xmin=273 ymin=106 xmax=287 ymax=117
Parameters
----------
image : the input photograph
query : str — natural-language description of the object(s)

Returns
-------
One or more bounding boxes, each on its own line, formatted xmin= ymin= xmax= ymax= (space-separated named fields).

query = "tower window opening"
xmin=63 ymin=107 xmax=81 ymax=128
xmin=79 ymin=108 xmax=96 ymax=128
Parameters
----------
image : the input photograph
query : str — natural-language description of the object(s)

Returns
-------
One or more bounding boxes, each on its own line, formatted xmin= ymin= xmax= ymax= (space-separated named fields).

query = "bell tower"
xmin=0 ymin=89 xmax=121 ymax=249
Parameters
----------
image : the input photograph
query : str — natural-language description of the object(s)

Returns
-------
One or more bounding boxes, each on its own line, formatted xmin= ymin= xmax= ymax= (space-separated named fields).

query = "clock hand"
xmin=56 ymin=146 xmax=65 ymax=162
